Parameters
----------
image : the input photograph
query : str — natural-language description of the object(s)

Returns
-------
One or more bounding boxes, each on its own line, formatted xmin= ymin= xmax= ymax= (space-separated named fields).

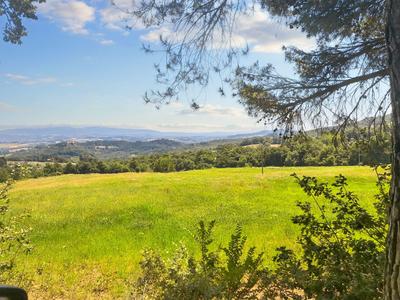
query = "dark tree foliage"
xmin=236 ymin=0 xmax=387 ymax=130
xmin=0 ymin=0 xmax=44 ymax=44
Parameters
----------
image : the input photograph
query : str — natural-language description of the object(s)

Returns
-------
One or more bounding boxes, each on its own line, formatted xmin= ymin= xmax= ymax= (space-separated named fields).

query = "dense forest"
xmin=0 ymin=130 xmax=391 ymax=182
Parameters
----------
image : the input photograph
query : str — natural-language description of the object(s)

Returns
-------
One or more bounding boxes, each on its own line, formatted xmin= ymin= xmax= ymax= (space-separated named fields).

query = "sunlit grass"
xmin=10 ymin=166 xmax=377 ymax=298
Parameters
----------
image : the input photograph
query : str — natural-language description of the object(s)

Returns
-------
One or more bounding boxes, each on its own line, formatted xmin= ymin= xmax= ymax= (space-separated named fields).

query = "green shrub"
xmin=0 ymin=167 xmax=10 ymax=183
xmin=152 ymin=156 xmax=176 ymax=173
xmin=0 ymin=181 xmax=32 ymax=283
xmin=266 ymin=169 xmax=388 ymax=300
xmin=133 ymin=221 xmax=268 ymax=299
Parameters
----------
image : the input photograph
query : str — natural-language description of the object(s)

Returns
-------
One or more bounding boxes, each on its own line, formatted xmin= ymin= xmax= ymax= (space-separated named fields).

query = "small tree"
xmin=258 ymin=142 xmax=269 ymax=174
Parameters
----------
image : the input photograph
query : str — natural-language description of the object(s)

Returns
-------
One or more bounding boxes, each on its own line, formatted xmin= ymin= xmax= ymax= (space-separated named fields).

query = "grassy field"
xmin=10 ymin=166 xmax=378 ymax=298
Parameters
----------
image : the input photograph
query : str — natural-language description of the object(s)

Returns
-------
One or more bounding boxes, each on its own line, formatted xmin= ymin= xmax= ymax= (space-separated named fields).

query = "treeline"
xmin=0 ymin=131 xmax=391 ymax=182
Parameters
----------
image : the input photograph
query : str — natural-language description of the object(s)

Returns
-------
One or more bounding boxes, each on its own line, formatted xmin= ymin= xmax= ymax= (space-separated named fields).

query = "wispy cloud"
xmin=154 ymin=122 xmax=260 ymax=132
xmin=177 ymin=104 xmax=248 ymax=118
xmin=60 ymin=82 xmax=75 ymax=87
xmin=38 ymin=0 xmax=95 ymax=35
xmin=99 ymin=39 xmax=115 ymax=45
xmin=5 ymin=73 xmax=57 ymax=85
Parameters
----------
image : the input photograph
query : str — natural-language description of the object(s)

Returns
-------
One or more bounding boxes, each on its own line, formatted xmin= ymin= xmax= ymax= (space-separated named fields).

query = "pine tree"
xmin=130 ymin=1 xmax=400 ymax=298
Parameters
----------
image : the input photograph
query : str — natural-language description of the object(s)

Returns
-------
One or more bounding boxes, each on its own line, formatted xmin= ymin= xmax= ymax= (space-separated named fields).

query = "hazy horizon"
xmin=0 ymin=123 xmax=276 ymax=133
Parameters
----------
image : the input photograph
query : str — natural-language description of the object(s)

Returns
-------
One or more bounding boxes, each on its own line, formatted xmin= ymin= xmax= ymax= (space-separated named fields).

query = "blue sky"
xmin=0 ymin=0 xmax=314 ymax=132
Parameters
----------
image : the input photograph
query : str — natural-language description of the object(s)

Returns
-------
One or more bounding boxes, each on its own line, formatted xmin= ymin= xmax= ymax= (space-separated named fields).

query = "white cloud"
xmin=5 ymin=73 xmax=57 ymax=85
xmin=60 ymin=82 xmax=75 ymax=87
xmin=99 ymin=0 xmax=142 ymax=32
xmin=178 ymin=104 xmax=248 ymax=118
xmin=141 ymin=27 xmax=171 ymax=42
xmin=233 ymin=8 xmax=315 ymax=53
xmin=100 ymin=7 xmax=127 ymax=31
xmin=39 ymin=0 xmax=95 ymax=35
xmin=141 ymin=6 xmax=314 ymax=54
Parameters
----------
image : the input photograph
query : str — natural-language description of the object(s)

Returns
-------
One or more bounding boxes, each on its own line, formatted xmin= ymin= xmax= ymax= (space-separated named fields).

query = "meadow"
xmin=10 ymin=166 xmax=378 ymax=298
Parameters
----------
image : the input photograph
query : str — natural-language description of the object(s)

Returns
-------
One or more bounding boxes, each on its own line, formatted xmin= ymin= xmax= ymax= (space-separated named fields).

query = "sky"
xmin=0 ymin=0 xmax=315 ymax=132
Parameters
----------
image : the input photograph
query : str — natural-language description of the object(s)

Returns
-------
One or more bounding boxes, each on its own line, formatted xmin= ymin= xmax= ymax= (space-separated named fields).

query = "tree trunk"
xmin=385 ymin=0 xmax=400 ymax=298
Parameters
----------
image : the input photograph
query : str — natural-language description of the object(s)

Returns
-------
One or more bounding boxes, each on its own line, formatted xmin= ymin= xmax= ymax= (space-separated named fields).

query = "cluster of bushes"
xmin=132 ymin=131 xmax=391 ymax=170
xmin=0 ymin=159 xmax=131 ymax=182
xmin=134 ymin=167 xmax=389 ymax=299
xmin=0 ymin=180 xmax=32 ymax=284
xmin=0 ymin=131 xmax=392 ymax=182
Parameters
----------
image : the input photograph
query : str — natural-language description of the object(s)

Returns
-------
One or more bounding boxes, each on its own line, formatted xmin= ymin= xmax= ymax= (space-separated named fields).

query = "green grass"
xmin=10 ymin=166 xmax=378 ymax=298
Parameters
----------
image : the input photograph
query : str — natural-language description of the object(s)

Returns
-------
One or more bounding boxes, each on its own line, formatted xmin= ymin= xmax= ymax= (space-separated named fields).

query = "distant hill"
xmin=306 ymin=114 xmax=392 ymax=136
xmin=4 ymin=135 xmax=278 ymax=161
xmin=0 ymin=126 xmax=275 ymax=144
xmin=6 ymin=139 xmax=191 ymax=161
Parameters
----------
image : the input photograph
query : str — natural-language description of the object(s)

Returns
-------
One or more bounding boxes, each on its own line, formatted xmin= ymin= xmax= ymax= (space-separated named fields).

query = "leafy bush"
xmin=0 ymin=180 xmax=32 ymax=283
xmin=133 ymin=221 xmax=268 ymax=299
xmin=266 ymin=169 xmax=388 ymax=300
xmin=152 ymin=156 xmax=176 ymax=173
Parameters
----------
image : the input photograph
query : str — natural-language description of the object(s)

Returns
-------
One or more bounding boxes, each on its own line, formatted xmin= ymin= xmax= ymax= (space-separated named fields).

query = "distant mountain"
xmin=0 ymin=126 xmax=162 ymax=143
xmin=0 ymin=126 xmax=275 ymax=144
